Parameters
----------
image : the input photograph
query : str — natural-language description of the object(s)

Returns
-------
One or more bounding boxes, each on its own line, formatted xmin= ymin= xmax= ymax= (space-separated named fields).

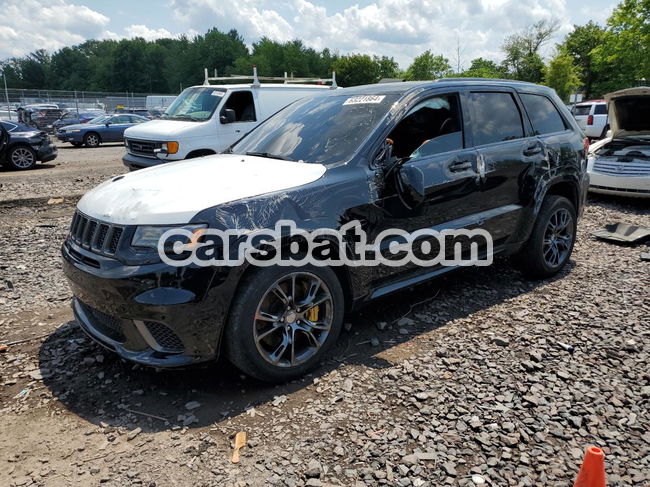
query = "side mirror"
xmin=220 ymin=109 xmax=236 ymax=124
xmin=105 ymin=121 xmax=111 ymax=126
xmin=397 ymin=164 xmax=425 ymax=209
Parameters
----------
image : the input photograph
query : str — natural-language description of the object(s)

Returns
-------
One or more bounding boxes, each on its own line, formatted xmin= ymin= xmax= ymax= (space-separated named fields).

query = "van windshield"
xmin=162 ymin=87 xmax=225 ymax=121
xmin=231 ymin=94 xmax=399 ymax=165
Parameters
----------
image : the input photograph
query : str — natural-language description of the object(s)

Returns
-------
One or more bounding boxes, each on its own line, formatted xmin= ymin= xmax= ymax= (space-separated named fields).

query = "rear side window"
xmin=594 ymin=104 xmax=607 ymax=115
xmin=520 ymin=94 xmax=567 ymax=135
xmin=469 ymin=92 xmax=524 ymax=146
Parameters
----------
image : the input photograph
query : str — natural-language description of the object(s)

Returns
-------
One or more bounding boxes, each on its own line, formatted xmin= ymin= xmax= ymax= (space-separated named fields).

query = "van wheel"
xmin=225 ymin=265 xmax=344 ymax=382
xmin=84 ymin=132 xmax=100 ymax=147
xmin=8 ymin=145 xmax=37 ymax=170
xmin=517 ymin=195 xmax=577 ymax=279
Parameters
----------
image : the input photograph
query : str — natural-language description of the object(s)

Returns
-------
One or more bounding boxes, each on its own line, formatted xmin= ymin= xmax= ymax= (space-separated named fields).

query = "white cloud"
xmin=169 ymin=0 xmax=584 ymax=69
xmin=0 ymin=0 xmax=110 ymax=58
xmin=0 ymin=0 xmax=617 ymax=71
xmin=123 ymin=25 xmax=176 ymax=41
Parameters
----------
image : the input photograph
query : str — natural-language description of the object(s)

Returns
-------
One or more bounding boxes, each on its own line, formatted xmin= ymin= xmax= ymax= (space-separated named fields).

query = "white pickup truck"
xmin=123 ymin=69 xmax=336 ymax=170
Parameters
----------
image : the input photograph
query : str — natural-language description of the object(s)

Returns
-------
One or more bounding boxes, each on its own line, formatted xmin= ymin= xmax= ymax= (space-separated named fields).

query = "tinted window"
xmin=521 ymin=94 xmax=567 ymax=135
xmin=572 ymin=105 xmax=592 ymax=116
xmin=594 ymin=104 xmax=607 ymax=115
xmin=388 ymin=94 xmax=463 ymax=159
xmin=232 ymin=94 xmax=400 ymax=165
xmin=469 ymin=92 xmax=524 ymax=146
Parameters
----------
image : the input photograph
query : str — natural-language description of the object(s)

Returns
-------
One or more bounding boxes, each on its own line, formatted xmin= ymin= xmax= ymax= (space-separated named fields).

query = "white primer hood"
xmin=77 ymin=154 xmax=326 ymax=225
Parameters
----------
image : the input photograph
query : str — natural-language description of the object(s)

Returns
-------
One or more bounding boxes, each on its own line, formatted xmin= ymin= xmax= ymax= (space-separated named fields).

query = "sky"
xmin=0 ymin=0 xmax=618 ymax=69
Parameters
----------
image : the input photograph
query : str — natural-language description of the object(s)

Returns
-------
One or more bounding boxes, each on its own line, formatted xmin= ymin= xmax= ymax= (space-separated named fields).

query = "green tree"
xmin=405 ymin=51 xmax=451 ymax=80
xmin=331 ymin=54 xmax=379 ymax=86
xmin=374 ymin=55 xmax=400 ymax=79
xmin=458 ymin=57 xmax=506 ymax=78
xmin=501 ymin=19 xmax=559 ymax=82
xmin=593 ymin=0 xmax=650 ymax=93
xmin=563 ymin=21 xmax=608 ymax=98
xmin=544 ymin=48 xmax=581 ymax=102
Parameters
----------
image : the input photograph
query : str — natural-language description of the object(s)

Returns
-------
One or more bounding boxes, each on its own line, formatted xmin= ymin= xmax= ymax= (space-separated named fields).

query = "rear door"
xmin=519 ymin=92 xmax=582 ymax=177
xmin=218 ymin=90 xmax=259 ymax=149
xmin=466 ymin=90 xmax=542 ymax=245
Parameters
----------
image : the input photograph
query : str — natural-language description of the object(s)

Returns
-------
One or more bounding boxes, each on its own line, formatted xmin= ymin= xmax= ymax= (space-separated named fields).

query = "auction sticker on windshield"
xmin=211 ymin=90 xmax=225 ymax=96
xmin=343 ymin=95 xmax=386 ymax=105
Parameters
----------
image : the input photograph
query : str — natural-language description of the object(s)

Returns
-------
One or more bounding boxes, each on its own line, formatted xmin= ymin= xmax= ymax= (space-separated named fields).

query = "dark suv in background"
xmin=62 ymin=79 xmax=588 ymax=382
xmin=1 ymin=120 xmax=58 ymax=170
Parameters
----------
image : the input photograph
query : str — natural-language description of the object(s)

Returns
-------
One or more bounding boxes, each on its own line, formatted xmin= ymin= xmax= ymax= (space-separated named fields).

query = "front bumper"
xmin=588 ymin=172 xmax=650 ymax=198
xmin=57 ymin=132 xmax=83 ymax=143
xmin=123 ymin=152 xmax=169 ymax=171
xmin=62 ymin=239 xmax=242 ymax=367
xmin=37 ymin=141 xmax=57 ymax=162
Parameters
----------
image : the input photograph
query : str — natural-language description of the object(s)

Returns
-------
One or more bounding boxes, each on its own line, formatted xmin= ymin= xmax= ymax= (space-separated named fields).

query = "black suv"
xmin=62 ymin=80 xmax=588 ymax=382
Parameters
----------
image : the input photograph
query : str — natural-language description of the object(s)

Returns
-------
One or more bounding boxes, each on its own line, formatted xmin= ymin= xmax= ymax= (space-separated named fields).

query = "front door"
xmin=219 ymin=90 xmax=259 ymax=150
xmin=367 ymin=92 xmax=482 ymax=287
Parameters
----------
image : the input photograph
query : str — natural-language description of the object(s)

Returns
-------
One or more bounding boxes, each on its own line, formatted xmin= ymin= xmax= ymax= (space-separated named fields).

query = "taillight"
xmin=587 ymin=115 xmax=593 ymax=125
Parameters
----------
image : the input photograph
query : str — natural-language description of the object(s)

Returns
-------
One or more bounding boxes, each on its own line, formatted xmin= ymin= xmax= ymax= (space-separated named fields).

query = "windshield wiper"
xmin=162 ymin=114 xmax=201 ymax=121
xmin=245 ymin=151 xmax=294 ymax=161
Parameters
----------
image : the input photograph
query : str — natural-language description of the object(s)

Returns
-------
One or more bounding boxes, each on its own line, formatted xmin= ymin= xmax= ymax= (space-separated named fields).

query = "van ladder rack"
xmin=203 ymin=66 xmax=337 ymax=89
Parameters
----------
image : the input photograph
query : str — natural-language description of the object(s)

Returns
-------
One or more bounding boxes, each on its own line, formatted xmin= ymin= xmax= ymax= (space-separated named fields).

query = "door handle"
xmin=523 ymin=144 xmax=543 ymax=156
xmin=448 ymin=160 xmax=472 ymax=172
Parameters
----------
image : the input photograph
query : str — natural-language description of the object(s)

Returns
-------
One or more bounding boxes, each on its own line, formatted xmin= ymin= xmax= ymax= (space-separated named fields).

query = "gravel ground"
xmin=0 ymin=143 xmax=649 ymax=487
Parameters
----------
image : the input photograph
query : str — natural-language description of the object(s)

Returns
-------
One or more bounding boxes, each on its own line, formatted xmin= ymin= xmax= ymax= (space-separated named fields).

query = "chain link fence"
xmin=1 ymin=88 xmax=177 ymax=130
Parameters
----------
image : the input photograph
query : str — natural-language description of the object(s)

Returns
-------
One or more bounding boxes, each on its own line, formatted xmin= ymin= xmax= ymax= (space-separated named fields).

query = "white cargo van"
xmin=123 ymin=68 xmax=337 ymax=170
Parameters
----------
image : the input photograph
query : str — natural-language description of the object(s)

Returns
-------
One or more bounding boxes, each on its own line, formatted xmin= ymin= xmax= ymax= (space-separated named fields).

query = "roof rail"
xmin=203 ymin=66 xmax=337 ymax=89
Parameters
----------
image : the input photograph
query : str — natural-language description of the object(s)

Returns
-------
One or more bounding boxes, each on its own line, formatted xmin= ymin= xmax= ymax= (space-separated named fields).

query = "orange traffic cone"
xmin=573 ymin=446 xmax=607 ymax=487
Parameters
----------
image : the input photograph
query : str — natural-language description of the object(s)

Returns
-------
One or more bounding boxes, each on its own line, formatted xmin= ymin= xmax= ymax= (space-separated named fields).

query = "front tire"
xmin=518 ymin=195 xmax=577 ymax=279
xmin=83 ymin=132 xmax=100 ymax=148
xmin=225 ymin=265 xmax=345 ymax=382
xmin=8 ymin=145 xmax=37 ymax=170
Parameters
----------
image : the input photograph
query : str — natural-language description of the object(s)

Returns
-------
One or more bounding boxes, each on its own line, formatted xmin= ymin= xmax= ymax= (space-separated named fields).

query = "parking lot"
xmin=0 ymin=142 xmax=649 ymax=486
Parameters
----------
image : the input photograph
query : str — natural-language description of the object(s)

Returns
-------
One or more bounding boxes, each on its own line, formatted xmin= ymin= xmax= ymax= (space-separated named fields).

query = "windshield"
xmin=232 ymin=94 xmax=400 ymax=165
xmin=162 ymin=87 xmax=225 ymax=121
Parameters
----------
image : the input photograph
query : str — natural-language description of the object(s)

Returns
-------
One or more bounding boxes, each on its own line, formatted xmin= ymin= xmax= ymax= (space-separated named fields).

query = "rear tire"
xmin=8 ymin=145 xmax=37 ymax=170
xmin=83 ymin=132 xmax=100 ymax=148
xmin=225 ymin=265 xmax=345 ymax=383
xmin=517 ymin=195 xmax=577 ymax=279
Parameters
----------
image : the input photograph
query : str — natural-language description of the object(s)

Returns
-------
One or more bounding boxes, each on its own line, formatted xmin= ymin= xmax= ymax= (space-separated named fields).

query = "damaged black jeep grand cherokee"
xmin=62 ymin=80 xmax=588 ymax=382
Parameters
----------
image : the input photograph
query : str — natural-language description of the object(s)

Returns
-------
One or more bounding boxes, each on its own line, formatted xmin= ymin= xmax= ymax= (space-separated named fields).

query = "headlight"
xmin=131 ymin=224 xmax=206 ymax=250
xmin=69 ymin=129 xmax=81 ymax=133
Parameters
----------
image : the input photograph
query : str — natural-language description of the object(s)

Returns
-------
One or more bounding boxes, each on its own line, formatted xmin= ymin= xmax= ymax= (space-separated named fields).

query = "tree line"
xmin=1 ymin=0 xmax=647 ymax=101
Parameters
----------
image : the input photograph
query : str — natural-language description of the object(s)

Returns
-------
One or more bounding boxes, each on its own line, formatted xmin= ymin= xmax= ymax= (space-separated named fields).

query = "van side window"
xmin=594 ymin=104 xmax=607 ymax=115
xmin=469 ymin=92 xmax=524 ymax=146
xmin=222 ymin=91 xmax=256 ymax=122
xmin=387 ymin=93 xmax=463 ymax=159
xmin=520 ymin=94 xmax=567 ymax=135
